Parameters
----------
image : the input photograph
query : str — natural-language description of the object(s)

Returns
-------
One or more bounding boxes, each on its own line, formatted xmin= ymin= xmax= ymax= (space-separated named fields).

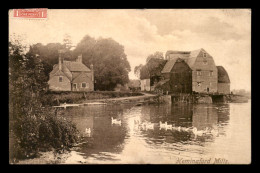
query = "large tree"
xmin=27 ymin=42 xmax=72 ymax=81
xmin=26 ymin=35 xmax=131 ymax=91
xmin=73 ymin=35 xmax=131 ymax=91
xmin=9 ymin=38 xmax=47 ymax=119
xmin=135 ymin=51 xmax=166 ymax=81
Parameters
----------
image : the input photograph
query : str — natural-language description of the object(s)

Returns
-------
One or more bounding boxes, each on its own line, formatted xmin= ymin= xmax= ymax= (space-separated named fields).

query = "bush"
xmin=11 ymin=109 xmax=79 ymax=160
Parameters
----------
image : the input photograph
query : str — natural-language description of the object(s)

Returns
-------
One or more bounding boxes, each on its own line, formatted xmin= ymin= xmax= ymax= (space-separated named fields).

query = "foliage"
xmin=9 ymin=38 xmax=47 ymax=119
xmin=9 ymin=36 xmax=79 ymax=162
xmin=27 ymin=35 xmax=131 ymax=91
xmin=63 ymin=34 xmax=73 ymax=50
xmin=135 ymin=51 xmax=166 ymax=80
xmin=73 ymin=35 xmax=131 ymax=91
xmin=26 ymin=43 xmax=71 ymax=81
xmin=134 ymin=64 xmax=143 ymax=79
xmin=11 ymin=109 xmax=79 ymax=160
xmin=146 ymin=51 xmax=164 ymax=63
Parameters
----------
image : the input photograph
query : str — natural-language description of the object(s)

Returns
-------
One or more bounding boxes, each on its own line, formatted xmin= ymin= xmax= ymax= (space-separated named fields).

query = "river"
xmin=49 ymin=100 xmax=250 ymax=164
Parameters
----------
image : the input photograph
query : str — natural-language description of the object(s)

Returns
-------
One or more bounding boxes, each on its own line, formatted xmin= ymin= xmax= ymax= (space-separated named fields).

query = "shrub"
xmin=11 ymin=109 xmax=79 ymax=160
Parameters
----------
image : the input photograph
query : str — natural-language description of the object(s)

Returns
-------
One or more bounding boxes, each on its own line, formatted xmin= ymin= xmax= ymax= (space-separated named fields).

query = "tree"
xmin=135 ymin=51 xmax=166 ymax=80
xmin=134 ymin=64 xmax=143 ymax=79
xmin=26 ymin=35 xmax=131 ymax=91
xmin=63 ymin=34 xmax=73 ymax=50
xmin=9 ymin=37 xmax=79 ymax=160
xmin=9 ymin=37 xmax=49 ymax=119
xmin=146 ymin=51 xmax=164 ymax=63
xmin=73 ymin=35 xmax=131 ymax=90
xmin=27 ymin=42 xmax=72 ymax=81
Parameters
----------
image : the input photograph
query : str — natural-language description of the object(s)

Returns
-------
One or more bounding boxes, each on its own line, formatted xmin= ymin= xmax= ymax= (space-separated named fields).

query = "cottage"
xmin=217 ymin=66 xmax=230 ymax=94
xmin=140 ymin=79 xmax=151 ymax=91
xmin=160 ymin=48 xmax=218 ymax=94
xmin=48 ymin=54 xmax=94 ymax=91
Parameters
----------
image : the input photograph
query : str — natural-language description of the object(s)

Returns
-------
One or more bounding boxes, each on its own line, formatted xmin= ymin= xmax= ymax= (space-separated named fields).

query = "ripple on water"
xmin=57 ymin=102 xmax=251 ymax=164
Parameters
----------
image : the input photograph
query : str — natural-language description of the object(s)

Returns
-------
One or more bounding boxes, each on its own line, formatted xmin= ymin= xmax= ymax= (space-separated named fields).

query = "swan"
xmin=111 ymin=117 xmax=121 ymax=125
xmin=145 ymin=123 xmax=154 ymax=130
xmin=159 ymin=121 xmax=173 ymax=130
xmin=165 ymin=123 xmax=173 ymax=130
xmin=192 ymin=127 xmax=204 ymax=136
xmin=159 ymin=121 xmax=167 ymax=128
xmin=85 ymin=128 xmax=91 ymax=134
xmin=85 ymin=128 xmax=91 ymax=137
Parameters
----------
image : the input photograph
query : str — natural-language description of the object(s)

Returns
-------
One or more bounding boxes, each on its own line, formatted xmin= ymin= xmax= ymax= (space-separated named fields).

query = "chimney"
xmin=58 ymin=51 xmax=62 ymax=71
xmin=90 ymin=64 xmax=94 ymax=82
xmin=77 ymin=54 xmax=82 ymax=63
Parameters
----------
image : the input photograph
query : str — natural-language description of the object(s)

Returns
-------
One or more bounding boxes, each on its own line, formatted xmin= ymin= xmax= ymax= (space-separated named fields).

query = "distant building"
xmin=217 ymin=66 xmax=230 ymax=94
xmin=141 ymin=48 xmax=230 ymax=95
xmin=127 ymin=79 xmax=141 ymax=91
xmin=140 ymin=79 xmax=150 ymax=91
xmin=48 ymin=54 xmax=94 ymax=91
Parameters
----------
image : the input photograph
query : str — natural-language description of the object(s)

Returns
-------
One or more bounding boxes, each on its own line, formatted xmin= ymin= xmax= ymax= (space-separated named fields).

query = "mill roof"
xmin=162 ymin=48 xmax=204 ymax=73
xmin=161 ymin=58 xmax=179 ymax=73
xmin=217 ymin=66 xmax=230 ymax=83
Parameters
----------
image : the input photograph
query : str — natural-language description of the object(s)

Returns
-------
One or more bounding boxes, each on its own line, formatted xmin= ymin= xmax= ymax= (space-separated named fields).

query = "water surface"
xmin=60 ymin=100 xmax=251 ymax=164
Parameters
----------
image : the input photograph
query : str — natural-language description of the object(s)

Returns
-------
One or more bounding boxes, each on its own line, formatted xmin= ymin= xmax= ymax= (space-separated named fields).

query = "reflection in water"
xmin=58 ymin=101 xmax=250 ymax=164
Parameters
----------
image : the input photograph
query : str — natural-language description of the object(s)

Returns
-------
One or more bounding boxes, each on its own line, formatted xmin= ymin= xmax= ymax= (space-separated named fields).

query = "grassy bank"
xmin=41 ymin=91 xmax=144 ymax=106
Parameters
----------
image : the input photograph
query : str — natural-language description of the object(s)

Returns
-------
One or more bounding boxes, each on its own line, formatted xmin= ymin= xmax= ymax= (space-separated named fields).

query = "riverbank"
xmin=41 ymin=91 xmax=144 ymax=106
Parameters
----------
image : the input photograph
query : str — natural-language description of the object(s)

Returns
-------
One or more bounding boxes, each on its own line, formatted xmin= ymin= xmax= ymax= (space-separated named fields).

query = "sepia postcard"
xmin=9 ymin=9 xmax=251 ymax=164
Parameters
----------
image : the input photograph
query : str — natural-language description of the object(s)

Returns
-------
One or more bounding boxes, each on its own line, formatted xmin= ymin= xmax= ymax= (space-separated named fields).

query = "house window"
xmin=203 ymin=59 xmax=208 ymax=65
xmin=82 ymin=83 xmax=86 ymax=88
xmin=203 ymin=53 xmax=207 ymax=57
xmin=73 ymin=83 xmax=77 ymax=89
xmin=197 ymin=70 xmax=202 ymax=76
xmin=59 ymin=76 xmax=63 ymax=82
xmin=209 ymin=71 xmax=213 ymax=76
xmin=197 ymin=82 xmax=201 ymax=87
xmin=81 ymin=83 xmax=89 ymax=88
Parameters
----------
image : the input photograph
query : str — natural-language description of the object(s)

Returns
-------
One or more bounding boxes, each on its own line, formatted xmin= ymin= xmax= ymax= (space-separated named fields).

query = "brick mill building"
xmin=48 ymin=54 xmax=94 ymax=91
xmin=140 ymin=48 xmax=230 ymax=94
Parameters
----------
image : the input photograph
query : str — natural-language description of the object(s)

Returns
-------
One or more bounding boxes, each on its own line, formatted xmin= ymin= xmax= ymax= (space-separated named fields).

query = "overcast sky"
xmin=9 ymin=9 xmax=251 ymax=91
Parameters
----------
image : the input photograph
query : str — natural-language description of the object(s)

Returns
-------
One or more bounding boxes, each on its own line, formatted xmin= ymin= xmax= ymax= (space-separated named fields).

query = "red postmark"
xmin=13 ymin=9 xmax=47 ymax=18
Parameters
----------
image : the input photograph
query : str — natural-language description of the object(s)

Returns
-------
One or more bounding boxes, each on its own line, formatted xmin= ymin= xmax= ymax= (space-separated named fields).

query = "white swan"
xmin=85 ymin=128 xmax=91 ymax=137
xmin=192 ymin=127 xmax=204 ymax=136
xmin=159 ymin=121 xmax=167 ymax=128
xmin=145 ymin=123 xmax=154 ymax=130
xmin=159 ymin=121 xmax=173 ymax=130
xmin=165 ymin=123 xmax=173 ymax=130
xmin=111 ymin=117 xmax=121 ymax=125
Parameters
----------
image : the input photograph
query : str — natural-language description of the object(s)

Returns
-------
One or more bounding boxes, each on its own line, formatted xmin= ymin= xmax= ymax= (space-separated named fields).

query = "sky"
xmin=9 ymin=9 xmax=251 ymax=91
